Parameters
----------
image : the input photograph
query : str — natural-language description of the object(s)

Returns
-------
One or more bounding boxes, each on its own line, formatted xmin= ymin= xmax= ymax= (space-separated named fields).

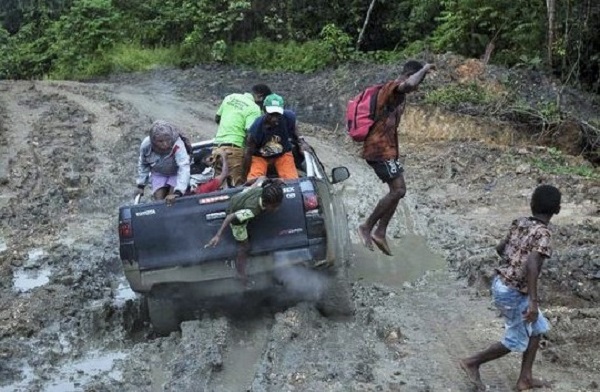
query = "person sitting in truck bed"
xmin=193 ymin=150 xmax=229 ymax=194
xmin=242 ymin=93 xmax=309 ymax=182
xmin=205 ymin=177 xmax=284 ymax=286
xmin=135 ymin=120 xmax=191 ymax=205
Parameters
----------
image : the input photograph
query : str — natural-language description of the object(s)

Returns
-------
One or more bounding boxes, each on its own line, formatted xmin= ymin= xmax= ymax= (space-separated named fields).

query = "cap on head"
xmin=264 ymin=94 xmax=284 ymax=115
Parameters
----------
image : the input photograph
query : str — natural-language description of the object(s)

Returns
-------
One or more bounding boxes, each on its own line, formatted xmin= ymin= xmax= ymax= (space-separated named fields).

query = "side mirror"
xmin=331 ymin=167 xmax=350 ymax=184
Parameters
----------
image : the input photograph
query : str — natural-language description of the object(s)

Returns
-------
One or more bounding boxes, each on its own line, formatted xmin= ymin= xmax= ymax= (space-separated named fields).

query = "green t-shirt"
xmin=227 ymin=187 xmax=264 ymax=242
xmin=227 ymin=187 xmax=264 ymax=223
xmin=214 ymin=93 xmax=262 ymax=148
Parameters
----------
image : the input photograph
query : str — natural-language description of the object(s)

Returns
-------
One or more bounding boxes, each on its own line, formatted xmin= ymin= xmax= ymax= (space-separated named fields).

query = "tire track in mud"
xmin=206 ymin=316 xmax=273 ymax=391
xmin=404 ymin=273 xmax=519 ymax=391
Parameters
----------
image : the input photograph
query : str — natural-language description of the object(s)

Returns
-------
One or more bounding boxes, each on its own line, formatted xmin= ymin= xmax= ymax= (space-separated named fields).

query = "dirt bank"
xmin=0 ymin=62 xmax=598 ymax=391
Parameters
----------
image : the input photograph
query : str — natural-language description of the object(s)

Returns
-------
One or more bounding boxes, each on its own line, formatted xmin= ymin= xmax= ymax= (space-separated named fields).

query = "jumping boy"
xmin=460 ymin=184 xmax=562 ymax=391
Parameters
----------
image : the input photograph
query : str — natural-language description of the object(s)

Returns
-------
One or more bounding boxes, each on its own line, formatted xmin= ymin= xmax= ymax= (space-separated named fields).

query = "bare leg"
xmin=460 ymin=342 xmax=511 ymax=391
xmin=369 ymin=175 xmax=406 ymax=256
xmin=516 ymin=335 xmax=551 ymax=390
xmin=153 ymin=187 xmax=169 ymax=200
xmin=235 ymin=240 xmax=250 ymax=286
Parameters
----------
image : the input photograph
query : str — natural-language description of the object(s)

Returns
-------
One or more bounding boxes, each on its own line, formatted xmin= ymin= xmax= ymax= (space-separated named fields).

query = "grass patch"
xmin=230 ymin=38 xmax=333 ymax=73
xmin=48 ymin=44 xmax=180 ymax=80
xmin=424 ymin=82 xmax=497 ymax=108
xmin=108 ymin=44 xmax=180 ymax=73
xmin=530 ymin=147 xmax=599 ymax=178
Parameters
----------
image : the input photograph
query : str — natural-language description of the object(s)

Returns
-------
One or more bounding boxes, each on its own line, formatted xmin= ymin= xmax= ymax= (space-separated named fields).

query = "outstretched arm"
xmin=397 ymin=63 xmax=436 ymax=94
xmin=215 ymin=151 xmax=229 ymax=186
xmin=244 ymin=176 xmax=266 ymax=187
xmin=523 ymin=251 xmax=545 ymax=323
xmin=241 ymin=136 xmax=257 ymax=183
xmin=287 ymin=113 xmax=310 ymax=153
xmin=136 ymin=139 xmax=151 ymax=188
xmin=496 ymin=238 xmax=508 ymax=257
xmin=205 ymin=213 xmax=237 ymax=247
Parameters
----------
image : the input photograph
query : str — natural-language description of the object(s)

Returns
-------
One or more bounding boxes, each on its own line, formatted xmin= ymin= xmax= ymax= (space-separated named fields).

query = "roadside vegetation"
xmin=1 ymin=1 xmax=598 ymax=91
xmin=1 ymin=0 xmax=598 ymax=166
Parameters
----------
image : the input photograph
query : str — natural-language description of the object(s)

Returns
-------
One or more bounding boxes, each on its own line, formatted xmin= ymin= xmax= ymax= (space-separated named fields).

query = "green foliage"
xmin=108 ymin=44 xmax=180 ymax=73
xmin=530 ymin=147 xmax=599 ymax=179
xmin=48 ymin=0 xmax=124 ymax=79
xmin=1 ymin=8 xmax=58 ymax=79
xmin=424 ymin=83 xmax=496 ymax=108
xmin=230 ymin=38 xmax=332 ymax=73
xmin=401 ymin=40 xmax=431 ymax=58
xmin=431 ymin=0 xmax=545 ymax=65
xmin=319 ymin=24 xmax=354 ymax=62
xmin=211 ymin=40 xmax=227 ymax=62
xmin=507 ymin=99 xmax=562 ymax=132
xmin=515 ymin=54 xmax=543 ymax=70
xmin=0 ymin=0 xmax=598 ymax=94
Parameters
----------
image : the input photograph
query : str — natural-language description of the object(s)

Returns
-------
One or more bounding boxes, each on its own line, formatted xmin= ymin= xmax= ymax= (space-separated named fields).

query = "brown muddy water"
xmin=349 ymin=234 xmax=445 ymax=288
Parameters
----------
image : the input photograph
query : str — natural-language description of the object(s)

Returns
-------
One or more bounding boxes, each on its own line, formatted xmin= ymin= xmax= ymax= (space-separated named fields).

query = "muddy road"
xmin=0 ymin=67 xmax=599 ymax=392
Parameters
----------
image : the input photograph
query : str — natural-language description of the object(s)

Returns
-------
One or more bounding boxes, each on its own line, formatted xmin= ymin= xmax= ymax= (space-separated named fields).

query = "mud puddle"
xmin=45 ymin=350 xmax=127 ymax=392
xmin=113 ymin=277 xmax=137 ymax=307
xmin=13 ymin=267 xmax=51 ymax=292
xmin=1 ymin=350 xmax=127 ymax=392
xmin=350 ymin=234 xmax=445 ymax=288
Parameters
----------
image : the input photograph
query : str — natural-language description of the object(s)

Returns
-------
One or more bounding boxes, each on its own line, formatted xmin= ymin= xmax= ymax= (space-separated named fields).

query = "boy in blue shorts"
xmin=460 ymin=184 xmax=561 ymax=391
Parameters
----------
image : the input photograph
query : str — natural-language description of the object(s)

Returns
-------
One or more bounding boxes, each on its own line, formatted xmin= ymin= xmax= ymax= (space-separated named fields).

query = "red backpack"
xmin=345 ymin=84 xmax=383 ymax=142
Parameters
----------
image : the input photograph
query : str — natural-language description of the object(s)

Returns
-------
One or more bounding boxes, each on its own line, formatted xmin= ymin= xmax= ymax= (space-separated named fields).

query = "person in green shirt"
xmin=212 ymin=84 xmax=272 ymax=186
xmin=205 ymin=177 xmax=284 ymax=286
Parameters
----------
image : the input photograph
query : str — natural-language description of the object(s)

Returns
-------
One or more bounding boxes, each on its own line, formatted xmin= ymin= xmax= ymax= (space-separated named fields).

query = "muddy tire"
xmin=147 ymin=293 xmax=180 ymax=335
xmin=316 ymin=269 xmax=354 ymax=318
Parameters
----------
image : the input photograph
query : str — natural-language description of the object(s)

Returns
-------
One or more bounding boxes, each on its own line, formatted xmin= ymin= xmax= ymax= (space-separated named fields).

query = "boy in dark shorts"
xmin=204 ymin=177 xmax=284 ymax=285
xmin=460 ymin=184 xmax=561 ymax=391
xmin=357 ymin=60 xmax=435 ymax=256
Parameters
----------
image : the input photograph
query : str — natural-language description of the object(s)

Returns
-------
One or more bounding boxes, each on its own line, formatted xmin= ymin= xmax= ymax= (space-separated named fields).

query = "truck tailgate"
xmin=127 ymin=183 xmax=309 ymax=271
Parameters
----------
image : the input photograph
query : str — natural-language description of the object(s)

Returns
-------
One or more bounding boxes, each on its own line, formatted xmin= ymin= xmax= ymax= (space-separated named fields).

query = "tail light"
xmin=302 ymin=192 xmax=319 ymax=211
xmin=119 ymin=221 xmax=133 ymax=239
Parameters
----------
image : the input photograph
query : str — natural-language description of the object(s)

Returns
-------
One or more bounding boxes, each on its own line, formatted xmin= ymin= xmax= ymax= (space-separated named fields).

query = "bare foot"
xmin=357 ymin=225 xmax=374 ymax=251
xmin=459 ymin=359 xmax=485 ymax=391
xmin=371 ymin=234 xmax=393 ymax=256
xmin=517 ymin=378 xmax=552 ymax=391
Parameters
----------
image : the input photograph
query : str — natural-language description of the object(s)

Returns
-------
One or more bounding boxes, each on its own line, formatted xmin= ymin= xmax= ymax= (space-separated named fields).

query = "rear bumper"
xmin=124 ymin=247 xmax=331 ymax=293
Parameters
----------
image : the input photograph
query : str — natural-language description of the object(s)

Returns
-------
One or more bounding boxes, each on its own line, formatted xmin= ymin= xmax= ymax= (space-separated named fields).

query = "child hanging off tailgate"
xmin=204 ymin=177 xmax=284 ymax=285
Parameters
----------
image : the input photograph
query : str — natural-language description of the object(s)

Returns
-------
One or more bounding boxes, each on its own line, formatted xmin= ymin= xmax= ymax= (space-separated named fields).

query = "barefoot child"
xmin=205 ymin=177 xmax=284 ymax=285
xmin=460 ymin=184 xmax=561 ymax=391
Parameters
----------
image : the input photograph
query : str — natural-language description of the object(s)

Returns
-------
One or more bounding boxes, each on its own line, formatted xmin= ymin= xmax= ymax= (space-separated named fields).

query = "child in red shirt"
xmin=195 ymin=151 xmax=229 ymax=194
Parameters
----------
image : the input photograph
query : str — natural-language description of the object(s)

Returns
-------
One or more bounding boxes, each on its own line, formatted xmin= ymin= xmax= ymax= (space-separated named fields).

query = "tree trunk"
xmin=482 ymin=41 xmax=495 ymax=65
xmin=546 ymin=0 xmax=556 ymax=67
xmin=356 ymin=0 xmax=377 ymax=51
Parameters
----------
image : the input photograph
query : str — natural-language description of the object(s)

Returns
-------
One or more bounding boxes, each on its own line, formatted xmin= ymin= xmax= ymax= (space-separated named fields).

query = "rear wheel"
xmin=147 ymin=293 xmax=180 ymax=335
xmin=316 ymin=269 xmax=354 ymax=318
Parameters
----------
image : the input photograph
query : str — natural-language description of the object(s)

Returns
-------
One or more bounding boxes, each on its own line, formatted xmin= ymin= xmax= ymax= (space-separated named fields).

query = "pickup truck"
xmin=118 ymin=140 xmax=352 ymax=334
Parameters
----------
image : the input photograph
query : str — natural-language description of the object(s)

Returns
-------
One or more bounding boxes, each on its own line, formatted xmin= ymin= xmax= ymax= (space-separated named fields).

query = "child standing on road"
xmin=205 ymin=177 xmax=284 ymax=285
xmin=460 ymin=184 xmax=561 ymax=391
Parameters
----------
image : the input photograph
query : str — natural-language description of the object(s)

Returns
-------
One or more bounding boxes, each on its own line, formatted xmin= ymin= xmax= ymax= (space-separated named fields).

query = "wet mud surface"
xmin=0 ymin=63 xmax=598 ymax=391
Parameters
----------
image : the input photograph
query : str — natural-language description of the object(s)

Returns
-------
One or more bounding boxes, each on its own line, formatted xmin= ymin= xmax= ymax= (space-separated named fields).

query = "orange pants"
xmin=248 ymin=152 xmax=298 ymax=180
